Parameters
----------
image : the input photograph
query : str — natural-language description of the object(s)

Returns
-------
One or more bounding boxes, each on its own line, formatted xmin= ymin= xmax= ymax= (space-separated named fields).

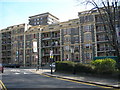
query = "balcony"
xmin=42 ymin=36 xmax=60 ymax=40
xmin=96 ymin=31 xmax=105 ymax=33
xmin=42 ymin=46 xmax=51 ymax=48
xmin=42 ymin=53 xmax=60 ymax=57
xmin=42 ymin=41 xmax=60 ymax=48
xmin=97 ymin=38 xmax=109 ymax=43
xmin=42 ymin=37 xmax=51 ymax=40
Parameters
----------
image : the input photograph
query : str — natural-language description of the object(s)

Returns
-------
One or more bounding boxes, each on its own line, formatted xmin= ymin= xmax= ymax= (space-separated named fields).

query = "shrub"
xmin=55 ymin=61 xmax=74 ymax=72
xmin=56 ymin=61 xmax=94 ymax=74
xmin=75 ymin=63 xmax=94 ymax=73
xmin=91 ymin=58 xmax=116 ymax=74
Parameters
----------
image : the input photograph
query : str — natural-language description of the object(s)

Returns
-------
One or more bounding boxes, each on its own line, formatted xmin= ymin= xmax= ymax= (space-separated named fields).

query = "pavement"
xmin=28 ymin=68 xmax=120 ymax=89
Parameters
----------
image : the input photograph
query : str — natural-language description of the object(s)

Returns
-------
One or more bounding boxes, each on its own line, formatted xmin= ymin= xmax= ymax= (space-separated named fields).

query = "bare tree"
xmin=78 ymin=0 xmax=120 ymax=65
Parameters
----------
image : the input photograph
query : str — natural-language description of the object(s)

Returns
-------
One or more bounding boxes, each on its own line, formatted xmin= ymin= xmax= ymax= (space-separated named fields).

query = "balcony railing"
xmin=42 ymin=35 xmax=60 ymax=40
xmin=42 ymin=53 xmax=60 ymax=57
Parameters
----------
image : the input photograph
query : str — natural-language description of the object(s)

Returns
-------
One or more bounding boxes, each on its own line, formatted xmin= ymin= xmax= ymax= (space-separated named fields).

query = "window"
xmin=20 ymin=28 xmax=24 ymax=32
xmin=34 ymin=22 xmax=36 ymax=25
xmin=33 ymin=34 xmax=37 ymax=38
xmin=84 ymin=33 xmax=92 ymax=41
xmin=74 ymin=36 xmax=79 ymax=43
xmin=37 ymin=18 xmax=39 ymax=21
xmin=71 ymin=28 xmax=79 ymax=35
xmin=20 ymin=36 xmax=23 ymax=40
xmin=83 ymin=25 xmax=92 ymax=32
xmin=74 ymin=46 xmax=79 ymax=52
xmin=74 ymin=28 xmax=79 ymax=35
xmin=37 ymin=22 xmax=39 ymax=24
xmin=63 ymin=29 xmax=67 ymax=35
xmin=40 ymin=17 xmax=42 ymax=20
xmin=96 ymin=25 xmax=104 ymax=32
xmin=64 ymin=37 xmax=71 ymax=43
xmin=80 ymin=15 xmax=94 ymax=23
xmin=75 ymin=54 xmax=79 ymax=61
xmin=64 ymin=46 xmax=70 ymax=51
xmin=66 ymin=28 xmax=71 ymax=35
xmin=34 ymin=19 xmax=36 ymax=21
xmin=85 ymin=44 xmax=92 ymax=49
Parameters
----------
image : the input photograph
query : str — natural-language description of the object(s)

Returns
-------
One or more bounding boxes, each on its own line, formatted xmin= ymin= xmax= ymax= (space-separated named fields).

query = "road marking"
xmin=28 ymin=70 xmax=117 ymax=89
xmin=11 ymin=69 xmax=20 ymax=72
xmin=55 ymin=77 xmax=112 ymax=89
xmin=41 ymin=73 xmax=113 ymax=89
xmin=0 ymin=80 xmax=7 ymax=90
xmin=14 ymin=72 xmax=20 ymax=74
xmin=23 ymin=72 xmax=29 ymax=74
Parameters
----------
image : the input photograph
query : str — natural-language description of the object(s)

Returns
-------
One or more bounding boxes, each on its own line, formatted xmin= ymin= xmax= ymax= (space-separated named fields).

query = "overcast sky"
xmin=0 ymin=0 xmax=93 ymax=29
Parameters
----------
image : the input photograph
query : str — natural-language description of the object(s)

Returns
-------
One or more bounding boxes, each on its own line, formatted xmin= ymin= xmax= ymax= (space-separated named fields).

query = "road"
xmin=1 ymin=68 xmax=105 ymax=89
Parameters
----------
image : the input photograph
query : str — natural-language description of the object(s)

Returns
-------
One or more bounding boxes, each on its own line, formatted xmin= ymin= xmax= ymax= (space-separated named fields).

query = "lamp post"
xmin=50 ymin=31 xmax=54 ymax=74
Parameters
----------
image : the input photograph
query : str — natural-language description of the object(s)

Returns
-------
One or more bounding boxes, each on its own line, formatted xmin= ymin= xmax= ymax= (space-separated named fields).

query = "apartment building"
xmin=1 ymin=24 xmax=26 ymax=65
xmin=41 ymin=24 xmax=60 ymax=65
xmin=1 ymin=10 xmax=119 ymax=66
xmin=11 ymin=24 xmax=26 ymax=65
xmin=78 ymin=9 xmax=119 ymax=60
xmin=25 ymin=25 xmax=42 ymax=66
xmin=29 ymin=12 xmax=59 ymax=26
xmin=60 ymin=19 xmax=81 ymax=62
xmin=1 ymin=27 xmax=12 ymax=64
xmin=78 ymin=11 xmax=97 ymax=63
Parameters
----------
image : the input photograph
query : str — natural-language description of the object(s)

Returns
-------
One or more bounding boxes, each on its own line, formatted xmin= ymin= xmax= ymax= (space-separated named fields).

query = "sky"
xmin=0 ymin=0 xmax=93 ymax=29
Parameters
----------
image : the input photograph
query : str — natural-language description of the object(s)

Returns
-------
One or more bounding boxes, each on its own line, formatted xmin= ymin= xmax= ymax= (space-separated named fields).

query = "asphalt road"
xmin=1 ymin=68 xmax=105 ymax=89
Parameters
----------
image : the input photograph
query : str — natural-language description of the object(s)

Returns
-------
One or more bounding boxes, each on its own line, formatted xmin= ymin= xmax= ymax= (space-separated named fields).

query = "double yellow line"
xmin=0 ymin=80 xmax=7 ymax=90
xmin=30 ymin=70 xmax=119 ymax=89
xmin=41 ymin=73 xmax=114 ymax=89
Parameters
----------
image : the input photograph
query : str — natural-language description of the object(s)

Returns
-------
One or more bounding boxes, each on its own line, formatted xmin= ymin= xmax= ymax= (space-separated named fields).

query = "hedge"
xmin=55 ymin=58 xmax=117 ymax=74
xmin=91 ymin=58 xmax=116 ymax=74
xmin=75 ymin=63 xmax=94 ymax=73
xmin=56 ymin=61 xmax=74 ymax=72
xmin=55 ymin=61 xmax=94 ymax=73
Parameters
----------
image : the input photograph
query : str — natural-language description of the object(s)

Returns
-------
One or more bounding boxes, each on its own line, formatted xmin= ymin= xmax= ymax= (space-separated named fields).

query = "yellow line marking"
xmin=0 ymin=83 xmax=2 ymax=89
xmin=55 ymin=77 xmax=112 ymax=89
xmin=41 ymin=74 xmax=113 ymax=89
xmin=31 ymin=70 xmax=113 ymax=89
xmin=0 ymin=80 xmax=7 ymax=90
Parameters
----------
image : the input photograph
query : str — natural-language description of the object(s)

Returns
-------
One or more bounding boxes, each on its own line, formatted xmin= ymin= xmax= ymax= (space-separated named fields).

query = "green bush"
xmin=56 ymin=61 xmax=94 ymax=74
xmin=75 ymin=63 xmax=94 ymax=73
xmin=55 ymin=61 xmax=74 ymax=72
xmin=91 ymin=58 xmax=116 ymax=74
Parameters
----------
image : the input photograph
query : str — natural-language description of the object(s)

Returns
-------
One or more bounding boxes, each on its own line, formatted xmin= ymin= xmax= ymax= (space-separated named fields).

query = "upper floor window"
xmin=84 ymin=33 xmax=92 ymax=41
xmin=34 ymin=22 xmax=36 ymax=25
xmin=63 ymin=29 xmax=67 ymax=35
xmin=34 ymin=19 xmax=36 ymax=21
xmin=83 ymin=25 xmax=92 ymax=32
xmin=37 ymin=18 xmax=39 ymax=21
xmin=74 ymin=36 xmax=79 ymax=43
xmin=80 ymin=15 xmax=94 ymax=23
xmin=37 ymin=22 xmax=39 ymax=24
xmin=74 ymin=46 xmax=79 ymax=52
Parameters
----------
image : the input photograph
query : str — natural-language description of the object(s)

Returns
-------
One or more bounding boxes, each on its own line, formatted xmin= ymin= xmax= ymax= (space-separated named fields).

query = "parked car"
xmin=0 ymin=63 xmax=4 ymax=73
xmin=50 ymin=63 xmax=55 ymax=68
xmin=3 ymin=64 xmax=20 ymax=68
